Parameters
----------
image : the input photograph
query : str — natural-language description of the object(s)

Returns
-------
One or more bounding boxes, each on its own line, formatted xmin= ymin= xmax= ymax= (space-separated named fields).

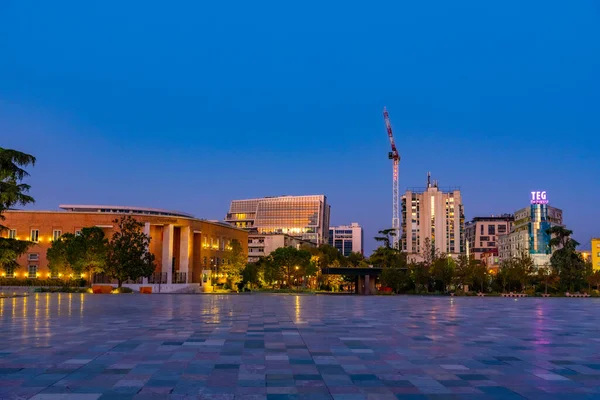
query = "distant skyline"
xmin=1 ymin=1 xmax=599 ymax=253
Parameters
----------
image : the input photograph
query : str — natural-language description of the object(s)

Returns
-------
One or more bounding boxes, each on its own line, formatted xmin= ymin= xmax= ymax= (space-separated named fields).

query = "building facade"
xmin=464 ymin=215 xmax=514 ymax=260
xmin=328 ymin=222 xmax=364 ymax=256
xmin=401 ymin=177 xmax=465 ymax=258
xmin=498 ymin=201 xmax=563 ymax=267
xmin=592 ymin=238 xmax=600 ymax=271
xmin=225 ymin=195 xmax=330 ymax=245
xmin=247 ymin=234 xmax=316 ymax=263
xmin=1 ymin=205 xmax=248 ymax=285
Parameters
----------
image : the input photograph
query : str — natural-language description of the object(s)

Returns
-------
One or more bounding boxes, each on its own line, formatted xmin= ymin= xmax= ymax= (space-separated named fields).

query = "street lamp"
xmin=295 ymin=266 xmax=299 ymax=293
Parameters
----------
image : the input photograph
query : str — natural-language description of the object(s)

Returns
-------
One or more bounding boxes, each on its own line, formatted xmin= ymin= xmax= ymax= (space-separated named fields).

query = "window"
xmin=30 ymin=229 xmax=39 ymax=242
xmin=28 ymin=265 xmax=37 ymax=279
xmin=53 ymin=230 xmax=62 ymax=241
xmin=27 ymin=253 xmax=39 ymax=261
xmin=480 ymin=225 xmax=484 ymax=235
xmin=8 ymin=229 xmax=16 ymax=239
xmin=480 ymin=236 xmax=490 ymax=241
xmin=74 ymin=230 xmax=82 ymax=236
xmin=498 ymin=225 xmax=507 ymax=234
xmin=488 ymin=225 xmax=496 ymax=235
xmin=5 ymin=267 xmax=14 ymax=278
xmin=50 ymin=271 xmax=59 ymax=279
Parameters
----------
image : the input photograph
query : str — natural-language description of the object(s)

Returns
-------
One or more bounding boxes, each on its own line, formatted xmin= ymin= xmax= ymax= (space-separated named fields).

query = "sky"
xmin=1 ymin=1 xmax=599 ymax=254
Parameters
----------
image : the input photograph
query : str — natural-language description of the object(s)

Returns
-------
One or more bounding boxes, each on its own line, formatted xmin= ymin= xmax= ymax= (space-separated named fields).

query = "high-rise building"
xmin=465 ymin=215 xmax=514 ymax=260
xmin=328 ymin=222 xmax=364 ymax=256
xmin=225 ymin=195 xmax=330 ymax=245
xmin=498 ymin=191 xmax=564 ymax=267
xmin=591 ymin=238 xmax=600 ymax=271
xmin=401 ymin=175 xmax=465 ymax=258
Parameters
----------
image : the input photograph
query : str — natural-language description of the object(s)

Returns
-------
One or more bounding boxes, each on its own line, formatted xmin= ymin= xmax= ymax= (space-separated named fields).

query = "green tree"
xmin=431 ymin=255 xmax=455 ymax=293
xmin=69 ymin=228 xmax=108 ymax=282
xmin=547 ymin=226 xmax=586 ymax=292
xmin=347 ymin=252 xmax=365 ymax=268
xmin=269 ymin=246 xmax=311 ymax=288
xmin=374 ymin=228 xmax=397 ymax=249
xmin=105 ymin=216 xmax=156 ymax=287
xmin=0 ymin=148 xmax=36 ymax=275
xmin=223 ymin=239 xmax=247 ymax=289
xmin=587 ymin=270 xmax=600 ymax=292
xmin=453 ymin=255 xmax=475 ymax=290
xmin=46 ymin=235 xmax=71 ymax=277
xmin=241 ymin=262 xmax=261 ymax=290
xmin=512 ymin=251 xmax=534 ymax=291
xmin=262 ymin=255 xmax=281 ymax=286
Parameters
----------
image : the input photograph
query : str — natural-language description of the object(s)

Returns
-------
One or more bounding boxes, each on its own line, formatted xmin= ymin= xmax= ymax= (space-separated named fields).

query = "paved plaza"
xmin=1 ymin=294 xmax=600 ymax=399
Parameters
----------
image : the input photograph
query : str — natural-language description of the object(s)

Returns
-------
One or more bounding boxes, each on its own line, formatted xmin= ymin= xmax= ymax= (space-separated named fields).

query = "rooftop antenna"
xmin=427 ymin=172 xmax=431 ymax=188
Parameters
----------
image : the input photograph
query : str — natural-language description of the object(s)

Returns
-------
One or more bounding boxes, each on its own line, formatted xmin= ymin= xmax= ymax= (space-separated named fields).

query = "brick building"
xmin=1 ymin=205 xmax=247 ymax=285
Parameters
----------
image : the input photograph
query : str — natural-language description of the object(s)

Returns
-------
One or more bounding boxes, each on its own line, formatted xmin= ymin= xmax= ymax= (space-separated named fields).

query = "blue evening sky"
xmin=1 ymin=1 xmax=599 ymax=254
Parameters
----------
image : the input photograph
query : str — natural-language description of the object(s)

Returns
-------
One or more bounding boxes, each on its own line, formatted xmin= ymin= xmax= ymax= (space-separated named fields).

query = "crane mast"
xmin=383 ymin=107 xmax=400 ymax=250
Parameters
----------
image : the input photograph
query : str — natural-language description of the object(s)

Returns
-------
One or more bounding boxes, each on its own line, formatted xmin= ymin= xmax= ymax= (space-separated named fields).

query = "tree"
xmin=223 ymin=239 xmax=246 ymax=289
xmin=46 ymin=228 xmax=107 ymax=283
xmin=347 ymin=252 xmax=365 ymax=268
xmin=105 ymin=216 xmax=156 ymax=287
xmin=0 ymin=148 xmax=36 ymax=218
xmin=46 ymin=236 xmax=71 ymax=277
xmin=374 ymin=229 xmax=397 ymax=249
xmin=269 ymin=247 xmax=311 ymax=288
xmin=587 ymin=270 xmax=600 ymax=292
xmin=0 ymin=238 xmax=30 ymax=276
xmin=431 ymin=255 xmax=455 ymax=293
xmin=512 ymin=251 xmax=534 ymax=291
xmin=547 ymin=226 xmax=586 ymax=292
xmin=69 ymin=228 xmax=108 ymax=282
xmin=0 ymin=148 xmax=36 ymax=275
xmin=262 ymin=255 xmax=281 ymax=286
xmin=453 ymin=255 xmax=475 ymax=290
xmin=241 ymin=262 xmax=261 ymax=290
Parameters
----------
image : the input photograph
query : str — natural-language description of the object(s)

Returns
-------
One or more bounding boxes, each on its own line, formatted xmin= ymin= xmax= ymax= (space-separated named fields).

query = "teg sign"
xmin=530 ymin=191 xmax=548 ymax=205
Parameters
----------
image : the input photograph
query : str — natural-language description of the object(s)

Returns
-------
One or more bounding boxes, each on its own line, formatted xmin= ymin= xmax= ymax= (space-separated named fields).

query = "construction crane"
xmin=383 ymin=107 xmax=400 ymax=250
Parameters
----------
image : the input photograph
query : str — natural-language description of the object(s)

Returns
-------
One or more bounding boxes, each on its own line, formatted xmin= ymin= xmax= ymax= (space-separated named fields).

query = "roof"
xmin=59 ymin=204 xmax=195 ymax=218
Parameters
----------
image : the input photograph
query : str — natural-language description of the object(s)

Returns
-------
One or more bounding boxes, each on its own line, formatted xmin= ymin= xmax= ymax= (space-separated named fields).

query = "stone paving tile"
xmin=2 ymin=294 xmax=600 ymax=398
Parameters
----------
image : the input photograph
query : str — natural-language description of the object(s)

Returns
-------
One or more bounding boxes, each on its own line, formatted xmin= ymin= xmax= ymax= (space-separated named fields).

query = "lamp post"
xmin=295 ymin=266 xmax=299 ymax=293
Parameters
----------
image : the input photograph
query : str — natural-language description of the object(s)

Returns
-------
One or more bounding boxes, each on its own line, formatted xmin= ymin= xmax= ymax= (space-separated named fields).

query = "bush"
xmin=111 ymin=287 xmax=134 ymax=294
xmin=0 ymin=278 xmax=87 ymax=287
xmin=38 ymin=287 xmax=88 ymax=293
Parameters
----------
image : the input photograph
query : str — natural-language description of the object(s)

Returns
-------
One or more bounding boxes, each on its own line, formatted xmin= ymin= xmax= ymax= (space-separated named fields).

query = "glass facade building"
xmin=498 ymin=204 xmax=563 ymax=267
xmin=226 ymin=195 xmax=330 ymax=245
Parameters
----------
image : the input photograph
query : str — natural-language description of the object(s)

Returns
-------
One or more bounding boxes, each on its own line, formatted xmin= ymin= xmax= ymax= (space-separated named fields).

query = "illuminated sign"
xmin=530 ymin=191 xmax=548 ymax=205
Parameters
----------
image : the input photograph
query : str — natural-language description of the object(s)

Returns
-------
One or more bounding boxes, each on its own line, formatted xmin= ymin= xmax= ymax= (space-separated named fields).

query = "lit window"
xmin=30 ymin=229 xmax=39 ymax=242
xmin=53 ymin=230 xmax=62 ymax=241
xmin=8 ymin=229 xmax=16 ymax=239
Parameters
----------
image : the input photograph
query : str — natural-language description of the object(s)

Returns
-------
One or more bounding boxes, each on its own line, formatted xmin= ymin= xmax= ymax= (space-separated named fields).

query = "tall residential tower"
xmin=401 ymin=175 xmax=465 ymax=258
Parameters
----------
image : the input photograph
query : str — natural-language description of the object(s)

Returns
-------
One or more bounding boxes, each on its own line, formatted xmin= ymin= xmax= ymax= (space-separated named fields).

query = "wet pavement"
xmin=1 ymin=294 xmax=600 ymax=399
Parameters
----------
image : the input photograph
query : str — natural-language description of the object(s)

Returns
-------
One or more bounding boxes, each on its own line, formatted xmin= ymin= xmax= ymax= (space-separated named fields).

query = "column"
xmin=162 ymin=224 xmax=174 ymax=284
xmin=364 ymin=275 xmax=370 ymax=295
xmin=143 ymin=223 xmax=150 ymax=284
xmin=179 ymin=226 xmax=191 ymax=283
